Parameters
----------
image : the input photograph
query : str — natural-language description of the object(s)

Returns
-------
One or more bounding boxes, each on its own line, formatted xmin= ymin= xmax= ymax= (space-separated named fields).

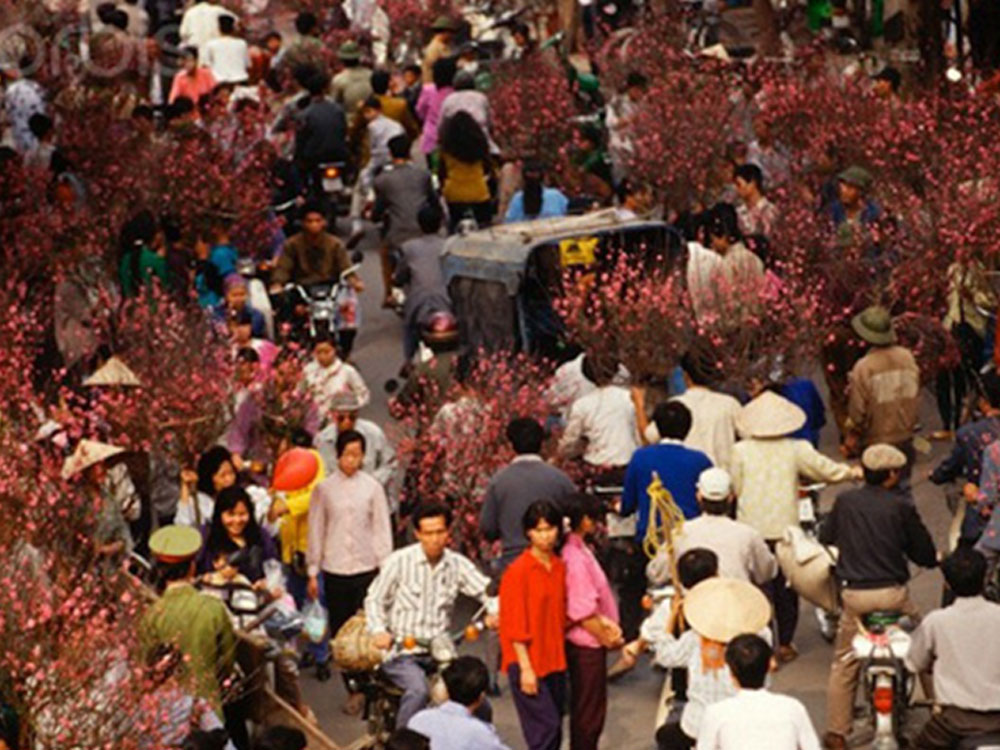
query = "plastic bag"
xmin=302 ymin=599 xmax=328 ymax=644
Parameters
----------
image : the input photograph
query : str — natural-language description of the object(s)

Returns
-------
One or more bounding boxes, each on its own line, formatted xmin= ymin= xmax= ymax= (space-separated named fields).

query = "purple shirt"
xmin=415 ymin=84 xmax=453 ymax=155
xmin=561 ymin=532 xmax=619 ymax=649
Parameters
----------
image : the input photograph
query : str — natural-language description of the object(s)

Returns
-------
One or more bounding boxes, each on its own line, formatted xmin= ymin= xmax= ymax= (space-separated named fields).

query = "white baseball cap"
xmin=697 ymin=467 xmax=732 ymax=501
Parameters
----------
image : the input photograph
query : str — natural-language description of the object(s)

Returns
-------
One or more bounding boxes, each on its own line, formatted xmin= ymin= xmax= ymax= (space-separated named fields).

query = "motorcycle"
xmin=317 ymin=161 xmax=353 ymax=216
xmin=851 ymin=610 xmax=914 ymax=750
xmin=274 ymin=255 xmax=363 ymax=347
xmin=348 ymin=605 xmax=489 ymax=747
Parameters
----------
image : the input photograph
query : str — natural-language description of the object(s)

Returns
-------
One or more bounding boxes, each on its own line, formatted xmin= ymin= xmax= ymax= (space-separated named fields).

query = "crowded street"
xmin=2 ymin=0 xmax=1000 ymax=749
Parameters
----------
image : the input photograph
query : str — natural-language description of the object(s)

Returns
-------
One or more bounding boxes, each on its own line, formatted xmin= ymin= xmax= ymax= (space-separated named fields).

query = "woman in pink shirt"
xmin=415 ymin=57 xmax=455 ymax=159
xmin=169 ymin=46 xmax=217 ymax=106
xmin=561 ymin=494 xmax=623 ymax=750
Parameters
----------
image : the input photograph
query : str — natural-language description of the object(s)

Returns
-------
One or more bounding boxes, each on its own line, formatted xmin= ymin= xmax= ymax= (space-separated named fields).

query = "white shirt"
xmin=202 ymin=36 xmax=250 ymax=83
xmin=548 ymin=354 xmax=630 ymax=417
xmin=179 ymin=2 xmax=231 ymax=57
xmin=673 ymin=515 xmax=777 ymax=585
xmin=643 ymin=623 xmax=773 ymax=738
xmin=302 ymin=359 xmax=371 ymax=417
xmin=696 ymin=689 xmax=820 ymax=750
xmin=560 ymin=385 xmax=639 ymax=467
xmin=671 ymin=386 xmax=741 ymax=470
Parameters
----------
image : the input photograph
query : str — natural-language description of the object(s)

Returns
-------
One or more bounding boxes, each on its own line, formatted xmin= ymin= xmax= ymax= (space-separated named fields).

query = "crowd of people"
xmin=6 ymin=1 xmax=1000 ymax=750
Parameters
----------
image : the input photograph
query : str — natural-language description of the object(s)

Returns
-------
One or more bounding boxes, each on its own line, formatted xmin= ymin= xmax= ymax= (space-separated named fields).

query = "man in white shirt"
xmin=671 ymin=352 xmax=741 ymax=470
xmin=179 ymin=0 xmax=231 ymax=60
xmin=650 ymin=467 xmax=777 ymax=586
xmin=904 ymin=547 xmax=1000 ymax=748
xmin=558 ymin=354 xmax=638 ymax=469
xmin=697 ymin=634 xmax=820 ymax=750
xmin=202 ymin=14 xmax=250 ymax=84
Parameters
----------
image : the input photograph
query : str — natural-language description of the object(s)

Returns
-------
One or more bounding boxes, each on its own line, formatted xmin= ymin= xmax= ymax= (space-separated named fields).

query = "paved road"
xmin=301 ymin=223 xmax=955 ymax=748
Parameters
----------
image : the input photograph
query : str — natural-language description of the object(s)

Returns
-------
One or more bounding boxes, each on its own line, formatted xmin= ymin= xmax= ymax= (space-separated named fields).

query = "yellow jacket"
xmin=279 ymin=449 xmax=326 ymax=565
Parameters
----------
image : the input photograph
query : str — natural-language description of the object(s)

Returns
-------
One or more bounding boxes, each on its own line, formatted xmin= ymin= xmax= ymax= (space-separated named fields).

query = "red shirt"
xmin=499 ymin=549 xmax=567 ymax=677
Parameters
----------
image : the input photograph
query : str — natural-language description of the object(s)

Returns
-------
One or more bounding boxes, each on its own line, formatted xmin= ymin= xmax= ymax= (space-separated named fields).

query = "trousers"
xmin=914 ymin=705 xmax=1000 ymax=749
xmin=826 ymin=585 xmax=921 ymax=737
xmin=509 ymin=664 xmax=567 ymax=750
xmin=567 ymin=643 xmax=607 ymax=750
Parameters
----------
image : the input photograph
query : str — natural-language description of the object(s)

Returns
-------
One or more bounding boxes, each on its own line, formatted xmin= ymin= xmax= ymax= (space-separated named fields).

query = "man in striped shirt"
xmin=365 ymin=503 xmax=498 ymax=728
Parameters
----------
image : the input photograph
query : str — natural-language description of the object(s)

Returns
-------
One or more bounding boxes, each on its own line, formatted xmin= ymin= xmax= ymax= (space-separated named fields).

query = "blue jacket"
xmin=622 ymin=441 xmax=711 ymax=541
xmin=780 ymin=378 xmax=826 ymax=448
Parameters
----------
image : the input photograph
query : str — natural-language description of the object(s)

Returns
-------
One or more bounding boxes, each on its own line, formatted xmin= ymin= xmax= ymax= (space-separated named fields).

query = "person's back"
xmin=821 ymin=482 xmax=936 ymax=587
xmin=332 ymin=65 xmax=373 ymax=118
xmin=671 ymin=386 xmax=740 ymax=470
xmin=374 ymin=163 xmax=434 ymax=248
xmin=848 ymin=344 xmax=920 ymax=446
xmin=675 ymin=514 xmax=775 ymax=585
xmin=398 ymin=234 xmax=446 ymax=293
xmin=560 ymin=384 xmax=638 ymax=467
xmin=298 ymin=97 xmax=348 ymax=165
xmin=204 ymin=34 xmax=249 ymax=83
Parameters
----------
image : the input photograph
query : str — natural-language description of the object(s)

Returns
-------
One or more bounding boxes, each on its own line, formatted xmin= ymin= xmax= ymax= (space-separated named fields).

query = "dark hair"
xmin=132 ymin=104 xmax=154 ymax=121
xmin=181 ymin=45 xmax=199 ymax=60
xmin=522 ymin=161 xmax=544 ymax=218
xmin=442 ymin=656 xmax=489 ymax=706
xmin=196 ymin=445 xmax=234 ymax=497
xmin=385 ymin=729 xmax=430 ymax=750
xmin=626 ymin=70 xmax=648 ymax=89
xmin=371 ymin=69 xmax=391 ymax=95
xmin=862 ymin=467 xmax=893 ymax=486
xmin=942 ymin=547 xmax=987 ymax=597
xmin=725 ymin=634 xmax=772 ymax=689
xmin=335 ymin=428 xmax=366 ymax=457
xmin=156 ymin=558 xmax=195 ymax=586
xmin=404 ymin=63 xmax=422 ymax=78
xmin=289 ymin=428 xmax=314 ymax=448
xmin=431 ymin=57 xmax=457 ymax=89
xmin=680 ymin=349 xmax=713 ymax=386
xmin=417 ymin=200 xmax=443 ymax=234
xmin=363 ymin=95 xmax=382 ymax=111
xmin=109 ymin=9 xmax=129 ymax=30
xmin=96 ymin=2 xmax=117 ymax=22
xmin=707 ymin=203 xmax=741 ymax=242
xmin=206 ymin=486 xmax=263 ymax=554
xmin=169 ymin=96 xmax=195 ymax=119
xmin=581 ymin=353 xmax=617 ymax=387
xmin=302 ymin=69 xmax=329 ymax=97
xmin=252 ymin=725 xmax=308 ymax=750
xmin=506 ymin=417 xmax=544 ymax=455
xmin=522 ymin=499 xmax=562 ymax=534
xmin=388 ymin=134 xmax=411 ymax=160
xmin=263 ymin=31 xmax=282 ymax=44
xmin=218 ymin=14 xmax=236 ymax=34
xmin=300 ymin=200 xmax=326 ymax=220
xmin=981 ymin=371 xmax=1000 ymax=410
xmin=119 ymin=210 xmax=158 ymax=295
xmin=439 ymin=111 xmax=489 ymax=165
xmin=413 ymin=502 xmax=453 ymax=529
xmin=228 ymin=307 xmax=253 ymax=327
xmin=183 ymin=730 xmax=231 ymax=750
xmin=734 ymin=163 xmax=764 ymax=191
xmin=295 ymin=11 xmax=317 ymax=35
xmin=28 ymin=113 xmax=53 ymax=139
xmin=564 ymin=493 xmax=604 ymax=530
xmin=236 ymin=346 xmax=260 ymax=364
xmin=652 ymin=401 xmax=692 ymax=441
xmin=677 ymin=548 xmax=718 ymax=589
xmin=310 ymin=329 xmax=337 ymax=350
xmin=453 ymin=70 xmax=476 ymax=91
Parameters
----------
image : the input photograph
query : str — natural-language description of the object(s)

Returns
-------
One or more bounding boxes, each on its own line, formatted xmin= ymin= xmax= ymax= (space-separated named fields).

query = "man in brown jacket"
xmin=843 ymin=305 xmax=921 ymax=476
xmin=270 ymin=203 xmax=364 ymax=292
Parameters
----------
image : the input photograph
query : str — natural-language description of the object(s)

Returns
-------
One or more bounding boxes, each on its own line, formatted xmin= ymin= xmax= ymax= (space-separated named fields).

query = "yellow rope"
xmin=643 ymin=471 xmax=686 ymax=562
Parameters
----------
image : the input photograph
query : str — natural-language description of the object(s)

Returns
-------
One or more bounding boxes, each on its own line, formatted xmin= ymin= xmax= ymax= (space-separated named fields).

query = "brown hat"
xmin=736 ymin=391 xmax=807 ymax=439
xmin=861 ymin=443 xmax=907 ymax=471
xmin=684 ymin=577 xmax=772 ymax=643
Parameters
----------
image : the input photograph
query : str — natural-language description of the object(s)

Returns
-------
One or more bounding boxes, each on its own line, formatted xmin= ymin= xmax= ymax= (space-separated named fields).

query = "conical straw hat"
xmin=83 ymin=356 xmax=142 ymax=387
xmin=684 ymin=577 xmax=772 ymax=643
xmin=736 ymin=390 xmax=807 ymax=439
xmin=61 ymin=440 xmax=125 ymax=479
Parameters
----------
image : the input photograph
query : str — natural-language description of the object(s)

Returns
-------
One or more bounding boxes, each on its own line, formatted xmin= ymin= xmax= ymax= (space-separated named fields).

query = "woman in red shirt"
xmin=499 ymin=500 xmax=568 ymax=750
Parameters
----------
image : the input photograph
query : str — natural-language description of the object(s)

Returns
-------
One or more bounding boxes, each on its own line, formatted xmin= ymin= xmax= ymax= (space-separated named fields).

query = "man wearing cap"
xmin=843 ymin=305 xmax=921 ymax=476
xmin=314 ymin=391 xmax=396 ymax=505
xmin=423 ymin=16 xmax=456 ymax=85
xmin=829 ymin=166 xmax=881 ymax=246
xmin=667 ymin=468 xmax=777 ymax=586
xmin=331 ymin=41 xmax=374 ymax=125
xmin=819 ymin=443 xmax=937 ymax=750
xmin=142 ymin=526 xmax=237 ymax=726
xmin=730 ymin=391 xmax=859 ymax=663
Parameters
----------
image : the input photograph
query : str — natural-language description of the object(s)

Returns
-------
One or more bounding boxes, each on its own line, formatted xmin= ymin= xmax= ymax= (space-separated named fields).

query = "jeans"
xmin=381 ymin=655 xmax=431 ymax=729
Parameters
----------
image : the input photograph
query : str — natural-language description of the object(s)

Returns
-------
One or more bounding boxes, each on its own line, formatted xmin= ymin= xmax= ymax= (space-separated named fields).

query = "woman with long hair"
xmin=504 ymin=161 xmax=569 ymax=223
xmin=198 ymin=486 xmax=274 ymax=583
xmin=438 ymin=110 xmax=493 ymax=233
xmin=175 ymin=446 xmax=272 ymax=531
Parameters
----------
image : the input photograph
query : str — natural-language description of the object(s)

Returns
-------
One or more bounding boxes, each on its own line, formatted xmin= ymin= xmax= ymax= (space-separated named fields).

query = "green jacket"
xmin=120 ymin=244 xmax=168 ymax=297
xmin=141 ymin=583 xmax=236 ymax=712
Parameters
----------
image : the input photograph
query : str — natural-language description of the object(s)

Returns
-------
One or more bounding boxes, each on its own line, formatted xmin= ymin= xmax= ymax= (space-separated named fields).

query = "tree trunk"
xmin=753 ymin=0 xmax=783 ymax=57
